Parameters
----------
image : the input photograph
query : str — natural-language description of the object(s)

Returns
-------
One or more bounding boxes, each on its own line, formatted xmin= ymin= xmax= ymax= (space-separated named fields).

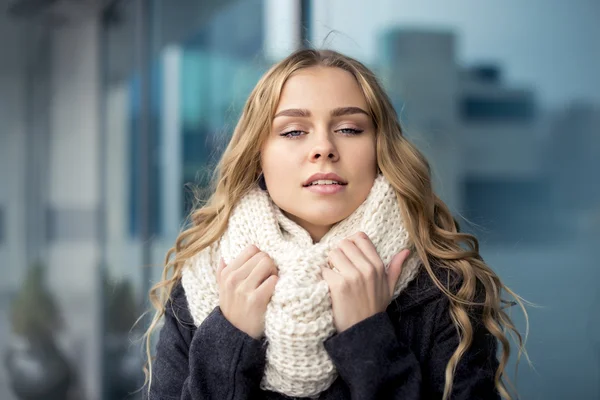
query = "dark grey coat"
xmin=145 ymin=266 xmax=500 ymax=400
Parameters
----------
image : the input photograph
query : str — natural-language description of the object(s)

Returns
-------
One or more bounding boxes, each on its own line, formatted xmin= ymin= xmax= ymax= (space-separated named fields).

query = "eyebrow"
xmin=273 ymin=106 xmax=369 ymax=118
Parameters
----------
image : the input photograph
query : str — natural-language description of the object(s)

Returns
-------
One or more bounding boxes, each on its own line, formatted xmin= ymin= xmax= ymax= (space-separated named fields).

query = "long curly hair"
xmin=142 ymin=48 xmax=527 ymax=399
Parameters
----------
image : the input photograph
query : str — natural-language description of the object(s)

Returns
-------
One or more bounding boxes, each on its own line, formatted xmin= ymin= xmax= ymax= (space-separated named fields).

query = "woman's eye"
xmin=280 ymin=130 xmax=305 ymax=138
xmin=337 ymin=128 xmax=364 ymax=135
xmin=279 ymin=128 xmax=363 ymax=138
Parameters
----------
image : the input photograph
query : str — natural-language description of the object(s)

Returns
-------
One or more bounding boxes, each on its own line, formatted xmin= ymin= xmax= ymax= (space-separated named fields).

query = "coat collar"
xmin=390 ymin=262 xmax=460 ymax=313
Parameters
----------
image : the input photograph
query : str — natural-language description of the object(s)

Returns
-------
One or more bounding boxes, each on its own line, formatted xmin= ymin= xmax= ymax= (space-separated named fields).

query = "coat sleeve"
xmin=323 ymin=296 xmax=500 ymax=400
xmin=144 ymin=283 xmax=267 ymax=400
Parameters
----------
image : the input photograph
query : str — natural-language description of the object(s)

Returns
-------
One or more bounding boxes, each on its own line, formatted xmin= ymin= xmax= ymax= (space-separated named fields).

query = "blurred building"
xmin=458 ymin=65 xmax=560 ymax=244
xmin=460 ymin=65 xmax=539 ymax=178
xmin=0 ymin=0 xmax=302 ymax=398
xmin=544 ymin=102 xmax=600 ymax=212
xmin=377 ymin=28 xmax=557 ymax=245
xmin=378 ymin=29 xmax=463 ymax=214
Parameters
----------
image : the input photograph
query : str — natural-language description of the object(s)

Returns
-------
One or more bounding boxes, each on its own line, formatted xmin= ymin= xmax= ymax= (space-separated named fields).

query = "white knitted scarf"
xmin=181 ymin=175 xmax=421 ymax=398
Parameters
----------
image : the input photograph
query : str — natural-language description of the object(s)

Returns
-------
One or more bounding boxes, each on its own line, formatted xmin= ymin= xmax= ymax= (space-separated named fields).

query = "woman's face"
xmin=261 ymin=66 xmax=378 ymax=242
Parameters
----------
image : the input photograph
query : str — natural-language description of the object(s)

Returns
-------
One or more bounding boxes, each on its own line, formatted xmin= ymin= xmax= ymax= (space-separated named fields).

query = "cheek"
xmin=261 ymin=142 xmax=296 ymax=182
xmin=367 ymin=137 xmax=378 ymax=170
xmin=364 ymin=146 xmax=377 ymax=169
xmin=347 ymin=138 xmax=377 ymax=172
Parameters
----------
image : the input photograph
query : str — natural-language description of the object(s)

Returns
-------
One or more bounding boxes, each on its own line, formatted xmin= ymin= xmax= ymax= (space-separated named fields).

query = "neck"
xmin=284 ymin=211 xmax=333 ymax=243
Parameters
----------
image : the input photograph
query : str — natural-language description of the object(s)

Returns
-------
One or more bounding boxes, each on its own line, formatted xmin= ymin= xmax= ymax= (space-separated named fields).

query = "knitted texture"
xmin=181 ymin=175 xmax=421 ymax=397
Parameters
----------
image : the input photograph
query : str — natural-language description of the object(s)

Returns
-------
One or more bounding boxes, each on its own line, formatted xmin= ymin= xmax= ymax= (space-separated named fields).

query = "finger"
xmin=387 ymin=249 xmax=410 ymax=295
xmin=337 ymin=238 xmax=377 ymax=278
xmin=348 ymin=232 xmax=383 ymax=273
xmin=328 ymin=247 xmax=359 ymax=278
xmin=321 ymin=266 xmax=342 ymax=285
xmin=216 ymin=258 xmax=226 ymax=285
xmin=227 ymin=245 xmax=261 ymax=272
xmin=245 ymin=256 xmax=278 ymax=290
xmin=255 ymin=275 xmax=279 ymax=303
xmin=232 ymin=251 xmax=269 ymax=283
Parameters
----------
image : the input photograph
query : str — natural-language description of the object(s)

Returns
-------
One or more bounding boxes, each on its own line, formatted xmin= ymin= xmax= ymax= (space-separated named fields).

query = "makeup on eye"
xmin=280 ymin=130 xmax=305 ymax=139
xmin=337 ymin=127 xmax=364 ymax=135
xmin=278 ymin=126 xmax=365 ymax=139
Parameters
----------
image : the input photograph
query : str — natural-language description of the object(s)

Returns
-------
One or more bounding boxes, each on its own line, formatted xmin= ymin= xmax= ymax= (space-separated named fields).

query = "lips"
xmin=303 ymin=173 xmax=347 ymax=187
xmin=306 ymin=179 xmax=344 ymax=186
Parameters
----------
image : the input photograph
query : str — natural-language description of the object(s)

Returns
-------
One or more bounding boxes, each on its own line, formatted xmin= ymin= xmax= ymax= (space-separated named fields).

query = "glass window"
xmin=100 ymin=0 xmax=275 ymax=397
xmin=460 ymin=95 xmax=536 ymax=122
xmin=102 ymin=1 xmax=146 ymax=397
xmin=0 ymin=207 xmax=4 ymax=245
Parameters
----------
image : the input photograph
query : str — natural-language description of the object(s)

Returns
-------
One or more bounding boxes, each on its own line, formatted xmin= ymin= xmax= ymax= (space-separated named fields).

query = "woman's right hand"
xmin=216 ymin=245 xmax=279 ymax=340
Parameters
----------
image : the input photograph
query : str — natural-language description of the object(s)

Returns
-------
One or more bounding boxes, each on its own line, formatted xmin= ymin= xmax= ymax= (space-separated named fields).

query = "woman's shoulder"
xmin=393 ymin=260 xmax=462 ymax=313
xmin=391 ymin=259 xmax=490 ymax=324
xmin=165 ymin=281 xmax=197 ymax=329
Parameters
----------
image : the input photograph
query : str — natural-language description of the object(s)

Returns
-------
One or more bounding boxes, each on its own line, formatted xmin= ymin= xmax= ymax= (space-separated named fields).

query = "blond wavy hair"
xmin=142 ymin=48 xmax=527 ymax=399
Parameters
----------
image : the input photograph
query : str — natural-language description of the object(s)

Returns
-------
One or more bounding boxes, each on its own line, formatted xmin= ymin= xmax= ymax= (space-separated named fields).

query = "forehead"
xmin=276 ymin=66 xmax=368 ymax=111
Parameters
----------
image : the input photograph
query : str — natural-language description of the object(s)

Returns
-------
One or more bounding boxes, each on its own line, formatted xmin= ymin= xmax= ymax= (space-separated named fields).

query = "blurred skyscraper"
xmin=458 ymin=64 xmax=560 ymax=245
xmin=545 ymin=103 xmax=600 ymax=212
xmin=0 ymin=0 xmax=297 ymax=398
xmin=378 ymin=28 xmax=557 ymax=245
xmin=379 ymin=29 xmax=463 ymax=214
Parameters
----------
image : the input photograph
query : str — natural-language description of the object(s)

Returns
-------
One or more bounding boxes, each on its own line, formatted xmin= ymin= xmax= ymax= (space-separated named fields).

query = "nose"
xmin=308 ymin=131 xmax=339 ymax=163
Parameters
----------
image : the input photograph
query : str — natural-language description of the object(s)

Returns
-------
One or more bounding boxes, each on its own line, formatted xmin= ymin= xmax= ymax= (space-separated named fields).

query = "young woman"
xmin=142 ymin=49 xmax=525 ymax=400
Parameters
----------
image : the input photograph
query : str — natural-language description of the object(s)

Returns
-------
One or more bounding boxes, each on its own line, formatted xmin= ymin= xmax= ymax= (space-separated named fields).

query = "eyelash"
xmin=280 ymin=128 xmax=364 ymax=139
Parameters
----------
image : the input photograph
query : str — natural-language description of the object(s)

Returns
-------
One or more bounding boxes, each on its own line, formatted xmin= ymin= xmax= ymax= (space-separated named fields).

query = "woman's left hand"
xmin=322 ymin=232 xmax=411 ymax=333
